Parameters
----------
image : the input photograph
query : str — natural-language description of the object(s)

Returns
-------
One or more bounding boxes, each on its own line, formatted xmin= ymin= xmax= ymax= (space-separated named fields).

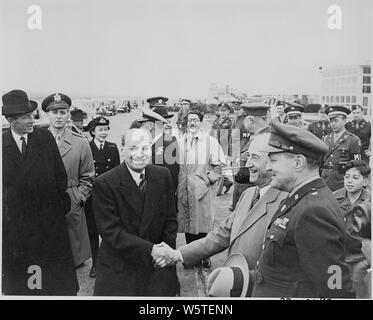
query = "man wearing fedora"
xmin=153 ymin=132 xmax=287 ymax=296
xmin=137 ymin=105 xmax=180 ymax=203
xmin=43 ymin=93 xmax=94 ymax=268
xmin=70 ymin=108 xmax=88 ymax=136
xmin=2 ymin=89 xmax=78 ymax=295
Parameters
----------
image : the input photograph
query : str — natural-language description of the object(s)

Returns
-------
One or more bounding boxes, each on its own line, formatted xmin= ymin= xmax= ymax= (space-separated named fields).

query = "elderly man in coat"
xmin=43 ymin=93 xmax=94 ymax=267
xmin=92 ymin=129 xmax=179 ymax=296
xmin=154 ymin=133 xmax=288 ymax=296
xmin=2 ymin=90 xmax=78 ymax=295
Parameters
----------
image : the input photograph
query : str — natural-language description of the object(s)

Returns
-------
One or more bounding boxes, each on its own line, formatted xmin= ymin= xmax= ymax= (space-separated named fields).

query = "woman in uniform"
xmin=84 ymin=116 xmax=120 ymax=277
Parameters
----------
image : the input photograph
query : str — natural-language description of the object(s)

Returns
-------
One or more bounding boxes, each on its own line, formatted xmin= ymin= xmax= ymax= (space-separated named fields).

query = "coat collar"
xmin=3 ymin=128 xmax=43 ymax=175
xmin=269 ymin=178 xmax=326 ymax=225
xmin=117 ymin=163 xmax=163 ymax=236
xmin=231 ymin=187 xmax=282 ymax=244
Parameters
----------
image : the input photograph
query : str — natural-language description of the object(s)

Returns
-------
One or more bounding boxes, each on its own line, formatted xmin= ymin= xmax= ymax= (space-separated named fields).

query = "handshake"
xmin=151 ymin=242 xmax=181 ymax=269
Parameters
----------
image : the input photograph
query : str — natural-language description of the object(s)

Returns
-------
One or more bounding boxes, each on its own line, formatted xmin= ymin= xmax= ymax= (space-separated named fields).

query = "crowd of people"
xmin=2 ymin=89 xmax=371 ymax=298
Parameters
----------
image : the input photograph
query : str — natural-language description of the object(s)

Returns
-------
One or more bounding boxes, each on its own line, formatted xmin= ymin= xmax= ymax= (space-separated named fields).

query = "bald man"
xmin=92 ymin=129 xmax=180 ymax=296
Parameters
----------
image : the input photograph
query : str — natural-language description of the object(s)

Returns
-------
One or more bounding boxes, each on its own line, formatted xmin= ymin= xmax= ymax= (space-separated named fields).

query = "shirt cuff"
xmin=176 ymin=249 xmax=184 ymax=263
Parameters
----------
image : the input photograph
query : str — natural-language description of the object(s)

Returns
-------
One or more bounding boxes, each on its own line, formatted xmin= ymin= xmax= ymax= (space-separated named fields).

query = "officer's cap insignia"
xmin=54 ymin=93 xmax=61 ymax=102
xmin=99 ymin=118 xmax=106 ymax=124
xmin=158 ymin=99 xmax=162 ymax=103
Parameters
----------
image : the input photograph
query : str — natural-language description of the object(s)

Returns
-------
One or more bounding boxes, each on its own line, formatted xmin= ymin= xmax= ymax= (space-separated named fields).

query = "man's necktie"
xmin=100 ymin=143 xmax=103 ymax=150
xmin=56 ymin=135 xmax=61 ymax=146
xmin=139 ymin=173 xmax=147 ymax=194
xmin=250 ymin=187 xmax=260 ymax=209
xmin=20 ymin=136 xmax=27 ymax=157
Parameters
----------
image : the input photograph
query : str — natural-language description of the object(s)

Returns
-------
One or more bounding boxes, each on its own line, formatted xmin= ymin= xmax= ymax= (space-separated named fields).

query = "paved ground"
xmin=76 ymin=107 xmax=232 ymax=296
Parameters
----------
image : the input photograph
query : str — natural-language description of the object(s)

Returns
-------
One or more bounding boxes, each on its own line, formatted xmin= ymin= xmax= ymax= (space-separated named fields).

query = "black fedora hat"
xmin=153 ymin=107 xmax=173 ymax=119
xmin=2 ymin=90 xmax=38 ymax=116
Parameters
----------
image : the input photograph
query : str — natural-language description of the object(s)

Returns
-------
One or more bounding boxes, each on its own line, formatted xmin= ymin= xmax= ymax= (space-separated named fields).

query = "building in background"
xmin=320 ymin=64 xmax=371 ymax=114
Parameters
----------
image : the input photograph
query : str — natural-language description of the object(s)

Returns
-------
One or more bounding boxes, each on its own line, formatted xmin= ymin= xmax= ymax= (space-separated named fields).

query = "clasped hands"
xmin=151 ymin=242 xmax=181 ymax=269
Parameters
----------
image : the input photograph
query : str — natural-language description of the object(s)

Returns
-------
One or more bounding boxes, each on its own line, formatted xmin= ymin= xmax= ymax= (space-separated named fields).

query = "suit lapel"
xmin=231 ymin=188 xmax=281 ymax=244
xmin=59 ymin=129 xmax=73 ymax=158
xmin=139 ymin=166 xmax=163 ymax=236
xmin=23 ymin=130 xmax=43 ymax=174
xmin=2 ymin=129 xmax=25 ymax=169
xmin=117 ymin=163 xmax=144 ymax=217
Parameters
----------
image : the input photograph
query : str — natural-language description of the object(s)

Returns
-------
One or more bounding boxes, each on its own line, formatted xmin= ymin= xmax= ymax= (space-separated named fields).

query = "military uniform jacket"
xmin=90 ymin=140 xmax=120 ymax=177
xmin=152 ymin=134 xmax=180 ymax=197
xmin=210 ymin=115 xmax=233 ymax=155
xmin=252 ymin=178 xmax=354 ymax=298
xmin=308 ymin=120 xmax=332 ymax=141
xmin=321 ymin=130 xmax=361 ymax=191
xmin=346 ymin=119 xmax=371 ymax=151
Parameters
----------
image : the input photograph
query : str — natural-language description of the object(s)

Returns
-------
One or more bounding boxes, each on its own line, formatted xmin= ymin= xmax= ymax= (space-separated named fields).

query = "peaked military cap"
xmin=217 ymin=102 xmax=232 ymax=111
xmin=137 ymin=108 xmax=168 ymax=123
xmin=241 ymin=102 xmax=270 ymax=116
xmin=260 ymin=119 xmax=329 ymax=160
xmin=153 ymin=107 xmax=173 ymax=119
xmin=70 ymin=108 xmax=88 ymax=121
xmin=325 ymin=105 xmax=351 ymax=118
xmin=146 ymin=96 xmax=168 ymax=108
xmin=180 ymin=99 xmax=191 ymax=104
xmin=2 ymin=90 xmax=38 ymax=116
xmin=42 ymin=93 xmax=71 ymax=112
xmin=86 ymin=116 xmax=110 ymax=131
xmin=284 ymin=103 xmax=304 ymax=115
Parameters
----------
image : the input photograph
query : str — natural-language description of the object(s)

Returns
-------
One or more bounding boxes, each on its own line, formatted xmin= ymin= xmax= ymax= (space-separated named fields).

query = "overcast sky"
xmin=0 ymin=0 xmax=371 ymax=98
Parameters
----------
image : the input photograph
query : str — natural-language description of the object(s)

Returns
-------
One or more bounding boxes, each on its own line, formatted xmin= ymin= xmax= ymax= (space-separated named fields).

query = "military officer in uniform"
xmin=137 ymin=106 xmax=180 ymax=209
xmin=284 ymin=103 xmax=308 ymax=128
xmin=273 ymin=101 xmax=288 ymax=123
xmin=146 ymin=96 xmax=169 ymax=109
xmin=252 ymin=121 xmax=354 ymax=298
xmin=176 ymin=99 xmax=191 ymax=134
xmin=43 ymin=93 xmax=94 ymax=268
xmin=228 ymin=102 xmax=251 ymax=211
xmin=321 ymin=106 xmax=362 ymax=192
xmin=210 ymin=102 xmax=234 ymax=196
xmin=70 ymin=108 xmax=88 ymax=135
xmin=345 ymin=104 xmax=371 ymax=162
xmin=307 ymin=105 xmax=332 ymax=140
xmin=84 ymin=116 xmax=120 ymax=277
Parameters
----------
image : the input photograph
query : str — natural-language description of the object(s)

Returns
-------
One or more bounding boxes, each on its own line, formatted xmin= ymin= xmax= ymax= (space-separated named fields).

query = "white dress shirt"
xmin=94 ymin=139 xmax=105 ymax=150
xmin=11 ymin=129 xmax=28 ymax=153
xmin=127 ymin=165 xmax=145 ymax=187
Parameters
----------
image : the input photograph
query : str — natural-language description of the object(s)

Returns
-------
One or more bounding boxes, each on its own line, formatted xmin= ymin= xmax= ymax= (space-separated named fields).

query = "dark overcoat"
xmin=92 ymin=163 xmax=180 ymax=296
xmin=2 ymin=128 xmax=78 ymax=295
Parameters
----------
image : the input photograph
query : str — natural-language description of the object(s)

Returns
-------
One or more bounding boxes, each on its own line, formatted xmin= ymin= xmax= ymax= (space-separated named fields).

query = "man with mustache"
xmin=176 ymin=110 xmax=226 ymax=269
xmin=92 ymin=128 xmax=179 ymax=296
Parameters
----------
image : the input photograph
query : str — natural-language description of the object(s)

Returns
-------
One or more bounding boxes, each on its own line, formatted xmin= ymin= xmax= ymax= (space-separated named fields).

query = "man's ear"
xmin=363 ymin=177 xmax=369 ymax=188
xmin=294 ymin=154 xmax=306 ymax=171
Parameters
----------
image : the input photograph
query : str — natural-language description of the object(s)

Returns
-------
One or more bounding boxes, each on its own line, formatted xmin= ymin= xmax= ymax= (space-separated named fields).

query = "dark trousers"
xmin=85 ymin=197 xmax=99 ymax=268
xmin=185 ymin=233 xmax=207 ymax=244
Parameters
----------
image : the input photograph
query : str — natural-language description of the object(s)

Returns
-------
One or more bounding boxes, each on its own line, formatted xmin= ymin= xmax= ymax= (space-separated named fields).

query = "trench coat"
xmin=177 ymin=130 xmax=226 ymax=234
xmin=2 ymin=128 xmax=78 ymax=295
xmin=180 ymin=186 xmax=288 ymax=295
xmin=53 ymin=128 xmax=95 ymax=266
xmin=92 ymin=163 xmax=179 ymax=296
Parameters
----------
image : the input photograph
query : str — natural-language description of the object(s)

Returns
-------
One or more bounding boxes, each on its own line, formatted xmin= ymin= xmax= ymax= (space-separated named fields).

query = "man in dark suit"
xmin=251 ymin=120 xmax=354 ymax=298
xmin=70 ymin=108 xmax=88 ymax=136
xmin=92 ymin=128 xmax=179 ymax=296
xmin=307 ymin=105 xmax=332 ymax=140
xmin=2 ymin=90 xmax=78 ymax=295
xmin=84 ymin=116 xmax=120 ymax=278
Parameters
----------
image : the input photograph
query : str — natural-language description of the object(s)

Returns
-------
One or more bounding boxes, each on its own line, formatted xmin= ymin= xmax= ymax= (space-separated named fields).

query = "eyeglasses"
xmin=188 ymin=118 xmax=200 ymax=123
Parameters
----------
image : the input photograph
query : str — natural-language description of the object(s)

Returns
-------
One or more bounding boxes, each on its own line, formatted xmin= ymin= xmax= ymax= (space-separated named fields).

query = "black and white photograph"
xmin=1 ymin=0 xmax=372 ymax=303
